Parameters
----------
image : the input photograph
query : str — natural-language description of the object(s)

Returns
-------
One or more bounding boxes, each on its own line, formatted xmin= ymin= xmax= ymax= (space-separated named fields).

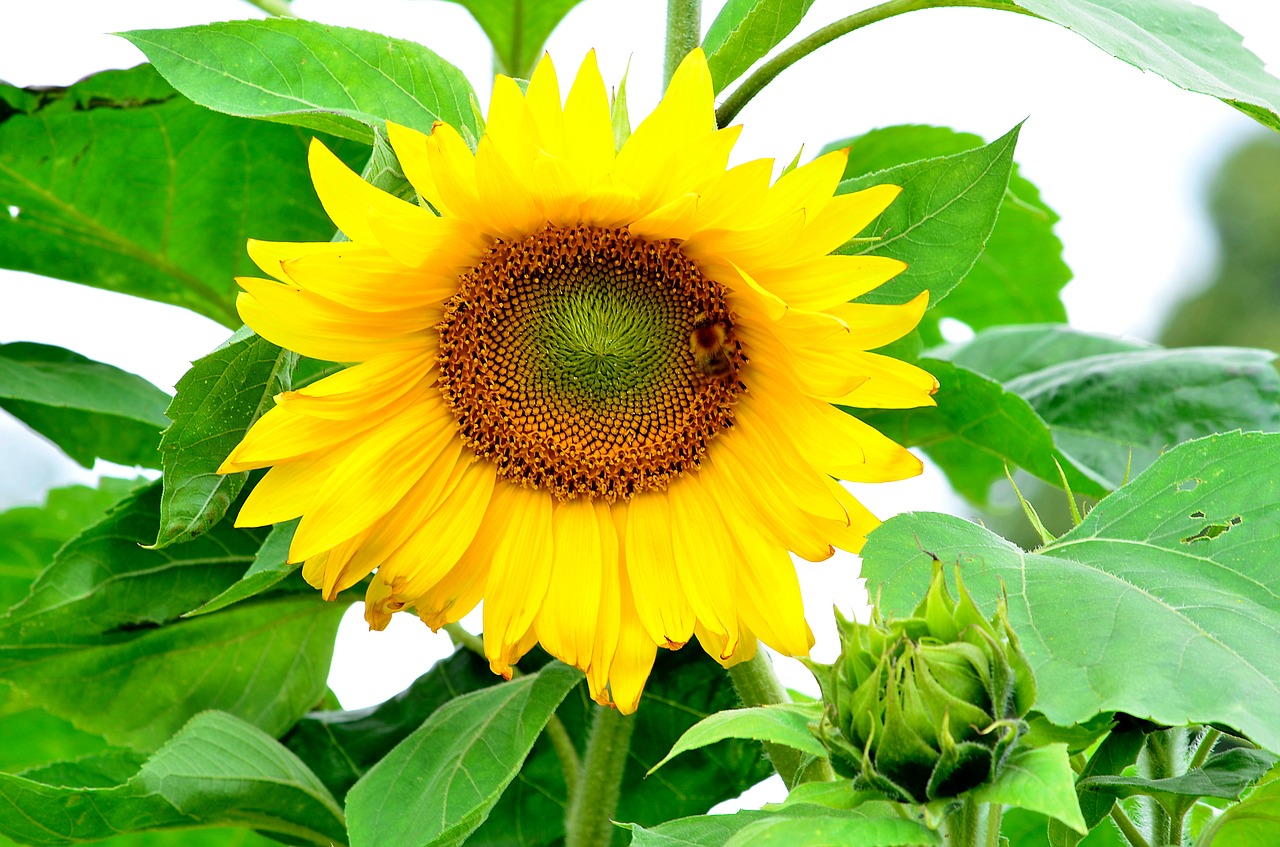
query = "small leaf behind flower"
xmin=649 ymin=703 xmax=827 ymax=775
xmin=703 ymin=0 xmax=817 ymax=93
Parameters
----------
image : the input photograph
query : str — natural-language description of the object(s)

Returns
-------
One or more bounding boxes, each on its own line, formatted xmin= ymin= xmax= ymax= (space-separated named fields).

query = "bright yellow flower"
xmin=219 ymin=49 xmax=937 ymax=713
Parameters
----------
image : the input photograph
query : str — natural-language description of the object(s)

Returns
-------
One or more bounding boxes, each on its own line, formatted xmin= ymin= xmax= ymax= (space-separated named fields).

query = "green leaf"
xmin=471 ymin=647 xmax=776 ymax=846
xmin=0 ymin=593 xmax=344 ymax=751
xmin=443 ymin=0 xmax=587 ymax=79
xmin=859 ymin=359 xmax=1106 ymax=503
xmin=0 ymin=342 xmax=169 ymax=469
xmin=1057 ymin=722 xmax=1146 ymax=844
xmin=861 ymin=431 xmax=1280 ymax=753
xmin=1198 ymin=770 xmax=1280 ymax=845
xmin=650 ymin=704 xmax=826 ymax=774
xmin=1002 ymin=809 xmax=1127 ymax=847
xmin=152 ymin=329 xmax=295 ymax=549
xmin=627 ymin=808 xmax=939 ymax=847
xmin=0 ymin=682 xmax=109 ymax=774
xmin=345 ymin=662 xmax=581 ymax=847
xmin=1080 ymin=748 xmax=1278 ymax=805
xmin=840 ymin=124 xmax=1020 ymax=311
xmin=703 ymin=0 xmax=816 ymax=92
xmin=1001 ymin=0 xmax=1280 ymax=133
xmin=827 ymin=125 xmax=1069 ymax=344
xmin=973 ymin=744 xmax=1086 ymax=834
xmin=1004 ymin=347 xmax=1280 ymax=491
xmin=283 ymin=646 xmax=499 ymax=801
xmin=930 ymin=324 xmax=1149 ymax=384
xmin=0 ymin=711 xmax=345 ymax=847
xmin=723 ymin=817 xmax=942 ymax=847
xmin=123 ymin=19 xmax=479 ymax=145
xmin=185 ymin=519 xmax=300 ymax=617
xmin=0 ymin=479 xmax=141 ymax=613
xmin=0 ymin=480 xmax=266 ymax=661
xmin=0 ymin=65 xmax=363 ymax=327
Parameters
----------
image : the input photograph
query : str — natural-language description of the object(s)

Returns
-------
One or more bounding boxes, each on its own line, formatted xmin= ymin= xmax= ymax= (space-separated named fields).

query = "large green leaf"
xmin=1004 ymin=347 xmax=1280 ymax=491
xmin=0 ymin=480 xmax=265 ymax=662
xmin=930 ymin=324 xmax=1148 ymax=384
xmin=443 ymin=0 xmax=587 ymax=80
xmin=0 ymin=479 xmax=141 ymax=613
xmin=1079 ymin=748 xmax=1278 ymax=806
xmin=0 ymin=711 xmax=345 ymax=847
xmin=123 ymin=19 xmax=479 ymax=145
xmin=153 ymin=329 xmax=295 ymax=549
xmin=1002 ymin=809 xmax=1126 ymax=847
xmin=861 ymin=431 xmax=1280 ymax=753
xmin=345 ymin=662 xmax=581 ymax=847
xmin=0 ymin=342 xmax=170 ymax=470
xmin=284 ymin=646 xmax=499 ymax=802
xmin=839 ymin=124 xmax=1020 ymax=310
xmin=703 ymin=0 xmax=816 ymax=93
xmin=999 ymin=0 xmax=1280 ymax=133
xmin=0 ymin=65 xmax=361 ymax=326
xmin=827 ymin=125 xmax=1069 ymax=344
xmin=185 ymin=519 xmax=301 ymax=617
xmin=0 ymin=593 xmax=344 ymax=751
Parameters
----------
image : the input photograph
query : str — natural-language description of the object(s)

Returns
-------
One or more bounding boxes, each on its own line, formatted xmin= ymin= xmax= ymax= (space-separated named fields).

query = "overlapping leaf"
xmin=0 ymin=343 xmax=170 ymax=470
xmin=124 ymin=19 xmax=478 ymax=145
xmin=861 ymin=431 xmax=1280 ymax=753
xmin=153 ymin=329 xmax=295 ymax=549
xmin=0 ymin=711 xmax=345 ymax=847
xmin=444 ymin=0 xmax=587 ymax=79
xmin=704 ymin=0 xmax=816 ymax=92
xmin=0 ymin=65 xmax=362 ymax=326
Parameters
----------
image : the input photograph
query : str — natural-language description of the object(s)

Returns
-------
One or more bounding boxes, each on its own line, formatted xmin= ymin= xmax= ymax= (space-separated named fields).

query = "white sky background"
xmin=1 ymin=0 xmax=1279 ymax=812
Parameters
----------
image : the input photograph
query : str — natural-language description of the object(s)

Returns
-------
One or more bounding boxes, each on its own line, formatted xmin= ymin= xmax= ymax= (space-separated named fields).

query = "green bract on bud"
xmin=809 ymin=563 xmax=1036 ymax=804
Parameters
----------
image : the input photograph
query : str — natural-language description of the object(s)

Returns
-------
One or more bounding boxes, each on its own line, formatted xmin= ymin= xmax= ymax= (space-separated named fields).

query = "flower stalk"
xmin=714 ymin=0 xmax=1041 ymax=127
xmin=664 ymin=0 xmax=701 ymax=89
xmin=564 ymin=706 xmax=636 ymax=847
xmin=728 ymin=647 xmax=835 ymax=786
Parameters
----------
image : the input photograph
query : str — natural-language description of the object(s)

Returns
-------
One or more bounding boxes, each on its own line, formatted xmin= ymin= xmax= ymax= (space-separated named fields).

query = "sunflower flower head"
xmin=218 ymin=49 xmax=938 ymax=713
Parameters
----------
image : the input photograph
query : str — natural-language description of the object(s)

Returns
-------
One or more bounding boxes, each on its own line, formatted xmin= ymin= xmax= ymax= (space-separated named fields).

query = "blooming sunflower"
xmin=219 ymin=49 xmax=937 ymax=713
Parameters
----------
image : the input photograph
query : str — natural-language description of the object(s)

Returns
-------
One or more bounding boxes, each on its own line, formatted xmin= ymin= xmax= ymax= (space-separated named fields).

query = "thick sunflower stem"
xmin=1144 ymin=728 xmax=1187 ymax=845
xmin=564 ymin=705 xmax=636 ymax=847
xmin=727 ymin=647 xmax=835 ymax=787
xmin=664 ymin=0 xmax=701 ymax=89
xmin=714 ymin=0 xmax=1040 ymax=127
xmin=942 ymin=798 xmax=1003 ymax=847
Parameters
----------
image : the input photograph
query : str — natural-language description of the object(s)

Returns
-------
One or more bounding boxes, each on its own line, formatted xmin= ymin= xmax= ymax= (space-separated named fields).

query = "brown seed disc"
xmin=436 ymin=224 xmax=747 ymax=500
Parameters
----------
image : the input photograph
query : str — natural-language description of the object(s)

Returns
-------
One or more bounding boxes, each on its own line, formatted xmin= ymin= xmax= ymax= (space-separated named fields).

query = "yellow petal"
xmin=610 ymin=560 xmax=658 ymax=714
xmin=278 ymin=245 xmax=453 ymax=312
xmin=586 ymin=499 xmax=621 ymax=704
xmin=563 ymin=51 xmax=615 ymax=190
xmin=386 ymin=121 xmax=445 ymax=212
xmin=761 ymin=148 xmax=848 ymax=220
xmin=308 ymin=138 xmax=422 ymax=246
xmin=624 ymin=491 xmax=694 ymax=647
xmin=537 ymin=497 xmax=603 ymax=671
xmin=524 ymin=53 xmax=567 ymax=158
xmin=749 ymin=255 xmax=908 ymax=312
xmin=483 ymin=485 xmax=555 ymax=677
xmin=793 ymin=184 xmax=900 ymax=256
xmin=826 ymin=351 xmax=940 ymax=409
xmin=275 ymin=351 xmax=435 ymax=421
xmin=247 ymin=239 xmax=351 ymax=282
xmin=667 ymin=475 xmax=737 ymax=651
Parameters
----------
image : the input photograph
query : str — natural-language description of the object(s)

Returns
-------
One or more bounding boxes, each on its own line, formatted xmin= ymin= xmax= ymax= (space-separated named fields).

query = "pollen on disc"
xmin=436 ymin=224 xmax=748 ymax=500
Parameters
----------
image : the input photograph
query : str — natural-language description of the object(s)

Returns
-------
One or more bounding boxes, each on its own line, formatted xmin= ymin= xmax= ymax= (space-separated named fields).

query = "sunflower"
xmin=218 ymin=49 xmax=937 ymax=713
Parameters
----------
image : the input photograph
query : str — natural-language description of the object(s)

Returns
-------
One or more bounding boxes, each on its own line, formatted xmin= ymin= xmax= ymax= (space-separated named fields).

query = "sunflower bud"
xmin=810 ymin=563 xmax=1036 ymax=804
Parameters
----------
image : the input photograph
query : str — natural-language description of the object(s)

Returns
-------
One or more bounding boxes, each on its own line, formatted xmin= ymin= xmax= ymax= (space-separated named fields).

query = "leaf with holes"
xmin=123 ymin=19 xmax=478 ymax=145
xmin=0 ymin=342 xmax=170 ymax=470
xmin=152 ymin=329 xmax=295 ymax=549
xmin=861 ymin=431 xmax=1280 ymax=752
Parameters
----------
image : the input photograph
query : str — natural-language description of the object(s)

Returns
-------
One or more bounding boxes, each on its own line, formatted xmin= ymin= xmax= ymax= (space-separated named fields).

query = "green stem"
xmin=727 ymin=646 xmax=835 ymax=787
xmin=664 ymin=0 xmax=702 ymax=89
xmin=984 ymin=803 xmax=1003 ymax=847
xmin=714 ymin=0 xmax=1040 ymax=127
xmin=241 ymin=0 xmax=296 ymax=17
xmin=944 ymin=796 xmax=982 ymax=847
xmin=1110 ymin=805 xmax=1152 ymax=847
xmin=1187 ymin=727 xmax=1221 ymax=772
xmin=564 ymin=706 xmax=636 ymax=847
xmin=1145 ymin=728 xmax=1186 ymax=845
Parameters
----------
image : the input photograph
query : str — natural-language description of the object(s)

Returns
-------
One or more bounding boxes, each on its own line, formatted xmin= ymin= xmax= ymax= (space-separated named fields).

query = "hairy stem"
xmin=1145 ymin=728 xmax=1187 ymax=844
xmin=715 ymin=0 xmax=1040 ymax=127
xmin=727 ymin=646 xmax=835 ymax=786
xmin=564 ymin=706 xmax=636 ymax=847
xmin=1111 ymin=805 xmax=1153 ymax=847
xmin=664 ymin=0 xmax=702 ymax=89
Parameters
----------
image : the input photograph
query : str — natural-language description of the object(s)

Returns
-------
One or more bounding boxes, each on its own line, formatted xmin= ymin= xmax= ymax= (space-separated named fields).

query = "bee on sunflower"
xmin=218 ymin=48 xmax=937 ymax=713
